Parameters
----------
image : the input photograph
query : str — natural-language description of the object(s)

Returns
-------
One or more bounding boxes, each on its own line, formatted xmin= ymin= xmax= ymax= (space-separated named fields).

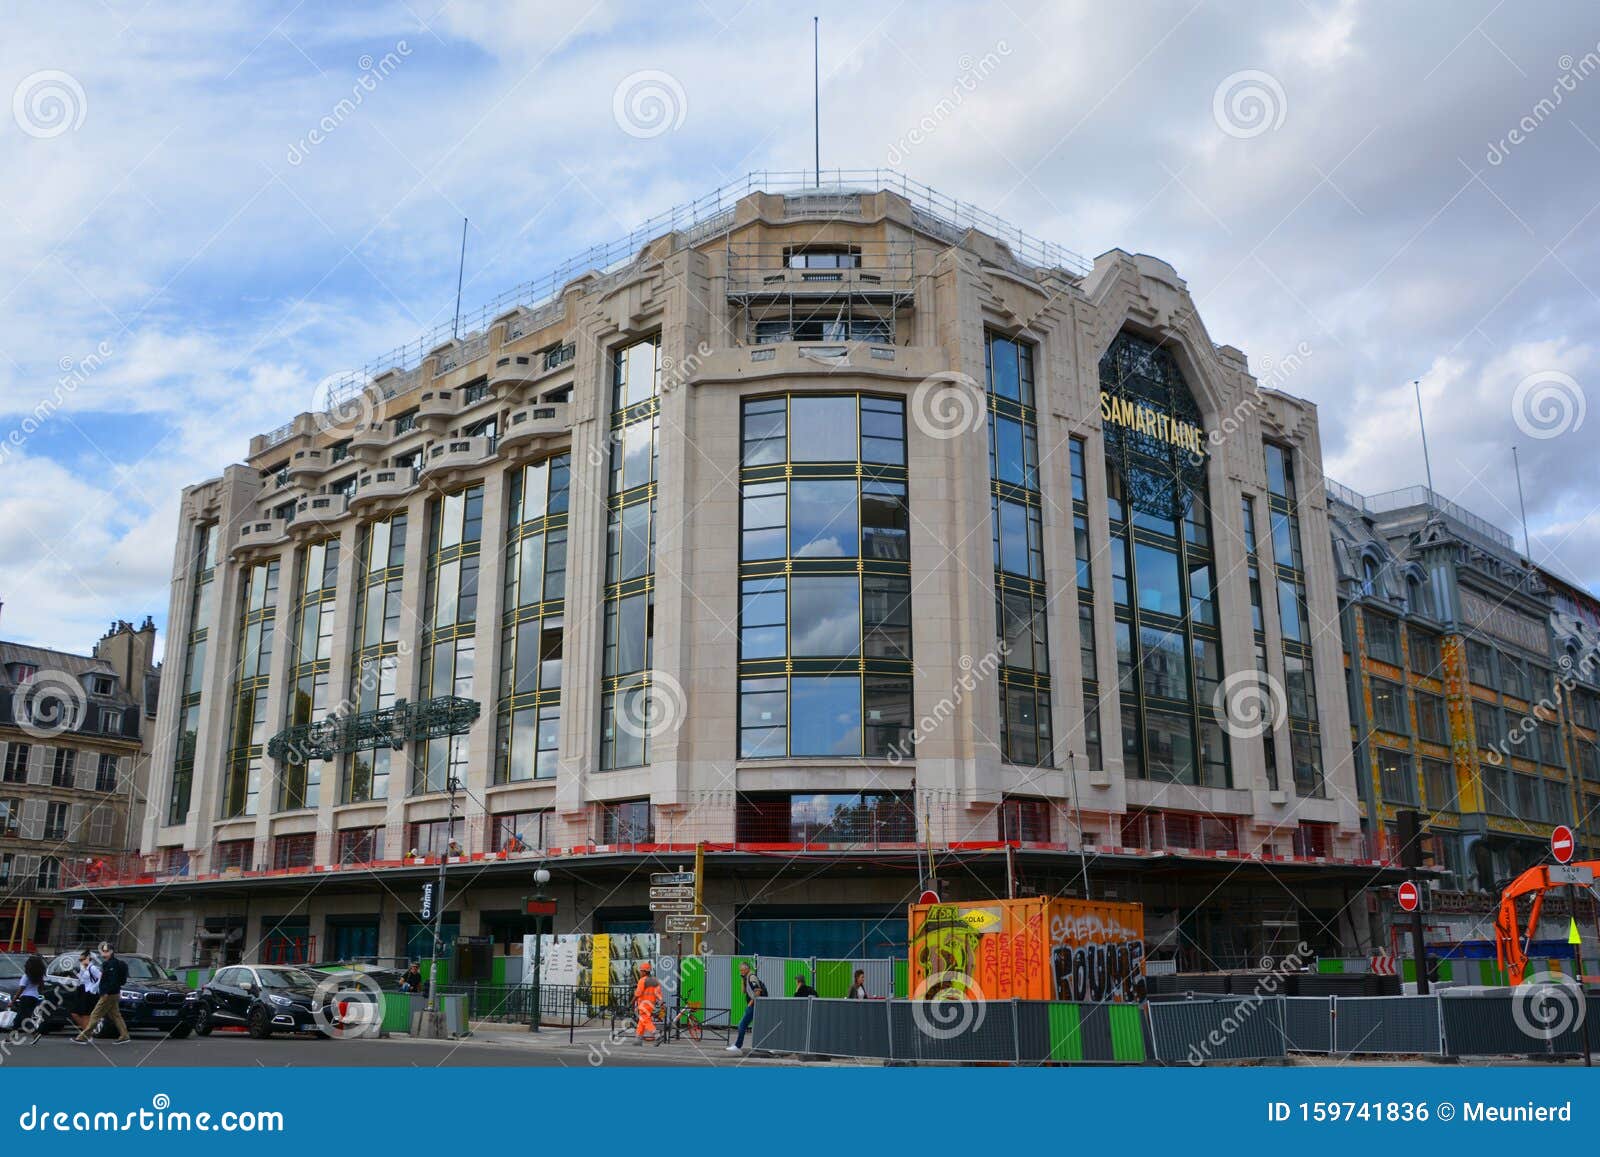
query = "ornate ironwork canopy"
xmin=266 ymin=695 xmax=480 ymax=764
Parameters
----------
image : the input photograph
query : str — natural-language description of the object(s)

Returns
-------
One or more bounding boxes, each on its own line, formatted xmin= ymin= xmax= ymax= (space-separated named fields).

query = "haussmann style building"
xmin=77 ymin=174 xmax=1397 ymax=973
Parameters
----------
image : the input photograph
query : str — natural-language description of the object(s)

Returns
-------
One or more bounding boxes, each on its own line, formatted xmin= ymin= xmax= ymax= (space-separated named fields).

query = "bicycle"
xmin=661 ymin=1001 xmax=704 ymax=1044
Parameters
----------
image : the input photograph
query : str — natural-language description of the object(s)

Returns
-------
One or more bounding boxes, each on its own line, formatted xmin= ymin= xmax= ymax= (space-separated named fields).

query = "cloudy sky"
xmin=1 ymin=0 xmax=1596 ymax=655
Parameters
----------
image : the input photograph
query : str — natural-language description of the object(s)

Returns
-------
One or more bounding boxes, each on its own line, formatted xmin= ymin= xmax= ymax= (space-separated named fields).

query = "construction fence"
xmin=753 ymin=990 xmax=1600 ymax=1064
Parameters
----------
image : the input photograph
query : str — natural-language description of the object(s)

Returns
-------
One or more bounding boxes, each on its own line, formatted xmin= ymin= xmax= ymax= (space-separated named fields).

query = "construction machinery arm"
xmin=1494 ymin=861 xmax=1599 ymax=985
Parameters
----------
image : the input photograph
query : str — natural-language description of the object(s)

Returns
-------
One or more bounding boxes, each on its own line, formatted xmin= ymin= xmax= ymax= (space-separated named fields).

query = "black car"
xmin=41 ymin=953 xmax=199 ymax=1038
xmin=196 ymin=965 xmax=335 ymax=1038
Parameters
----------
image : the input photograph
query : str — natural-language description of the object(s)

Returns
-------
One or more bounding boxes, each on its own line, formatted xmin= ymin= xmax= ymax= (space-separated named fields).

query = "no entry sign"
xmin=1552 ymin=824 xmax=1576 ymax=864
xmin=1397 ymin=881 xmax=1420 ymax=912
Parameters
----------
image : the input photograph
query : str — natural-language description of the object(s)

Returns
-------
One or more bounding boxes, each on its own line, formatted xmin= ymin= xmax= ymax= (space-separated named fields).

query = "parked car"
xmin=40 ymin=952 xmax=199 ymax=1038
xmin=196 ymin=964 xmax=342 ymax=1038
xmin=0 ymin=954 xmax=23 ymax=1018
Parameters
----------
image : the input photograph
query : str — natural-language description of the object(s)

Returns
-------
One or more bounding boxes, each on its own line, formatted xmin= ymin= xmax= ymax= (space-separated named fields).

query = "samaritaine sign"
xmin=1099 ymin=389 xmax=1207 ymax=457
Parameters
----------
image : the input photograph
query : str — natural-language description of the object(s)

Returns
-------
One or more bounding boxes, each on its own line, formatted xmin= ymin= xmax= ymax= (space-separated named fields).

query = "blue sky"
xmin=1 ymin=0 xmax=1597 ymax=656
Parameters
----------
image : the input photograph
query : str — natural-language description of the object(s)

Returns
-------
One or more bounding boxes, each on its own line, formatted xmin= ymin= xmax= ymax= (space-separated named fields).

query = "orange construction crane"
xmin=1493 ymin=861 xmax=1598 ymax=986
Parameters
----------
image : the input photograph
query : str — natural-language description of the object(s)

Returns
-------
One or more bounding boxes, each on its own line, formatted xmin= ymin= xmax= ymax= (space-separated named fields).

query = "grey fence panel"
xmin=1333 ymin=995 xmax=1442 ymax=1055
xmin=806 ymin=997 xmax=892 ymax=1058
xmin=1440 ymin=992 xmax=1595 ymax=1057
xmin=888 ymin=1000 xmax=1019 ymax=1063
xmin=702 ymin=956 xmax=736 ymax=1026
xmin=1282 ymin=997 xmax=1333 ymax=1053
xmin=853 ymin=959 xmax=894 ymax=1000
xmin=751 ymin=993 xmax=811 ymax=1053
xmin=1148 ymin=997 xmax=1287 ymax=1063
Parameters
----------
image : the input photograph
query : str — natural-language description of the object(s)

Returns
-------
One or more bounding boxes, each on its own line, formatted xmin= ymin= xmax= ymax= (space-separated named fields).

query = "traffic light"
xmin=1395 ymin=809 xmax=1424 ymax=870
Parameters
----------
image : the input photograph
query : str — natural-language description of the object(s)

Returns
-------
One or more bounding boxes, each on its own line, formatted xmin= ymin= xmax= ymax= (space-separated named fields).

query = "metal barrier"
xmin=1333 ymin=995 xmax=1443 ymax=1056
xmin=1147 ymin=997 xmax=1287 ymax=1063
xmin=1439 ymin=991 xmax=1594 ymax=1058
xmin=1282 ymin=996 xmax=1333 ymax=1053
xmin=751 ymin=998 xmax=1147 ymax=1064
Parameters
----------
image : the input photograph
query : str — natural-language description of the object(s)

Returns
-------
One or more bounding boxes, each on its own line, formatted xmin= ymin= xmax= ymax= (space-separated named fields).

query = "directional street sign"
xmin=1549 ymin=864 xmax=1594 ymax=886
xmin=650 ymin=885 xmax=695 ymax=900
xmin=664 ymin=914 xmax=710 ymax=935
xmin=651 ymin=871 xmax=696 ymax=886
xmin=1397 ymin=881 xmax=1420 ymax=912
xmin=1552 ymin=824 xmax=1576 ymax=864
xmin=649 ymin=900 xmax=696 ymax=914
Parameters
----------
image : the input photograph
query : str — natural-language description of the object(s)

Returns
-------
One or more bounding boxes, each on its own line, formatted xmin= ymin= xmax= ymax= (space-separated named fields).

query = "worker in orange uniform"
xmin=633 ymin=961 xmax=663 ymax=1044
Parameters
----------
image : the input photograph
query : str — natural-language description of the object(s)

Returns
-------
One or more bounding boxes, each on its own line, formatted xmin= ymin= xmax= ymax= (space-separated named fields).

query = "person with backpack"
xmin=726 ymin=960 xmax=767 ymax=1053
xmin=70 ymin=948 xmax=101 ymax=1033
xmin=72 ymin=942 xmax=130 ymax=1044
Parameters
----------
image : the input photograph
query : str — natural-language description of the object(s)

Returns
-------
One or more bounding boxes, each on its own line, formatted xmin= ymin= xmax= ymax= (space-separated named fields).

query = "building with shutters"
xmin=0 ymin=618 xmax=158 ymax=950
xmin=77 ymin=174 xmax=1399 ymax=972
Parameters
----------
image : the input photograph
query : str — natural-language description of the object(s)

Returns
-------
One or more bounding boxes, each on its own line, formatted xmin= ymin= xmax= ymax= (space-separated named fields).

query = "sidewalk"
xmin=396 ymin=1019 xmax=868 ymax=1066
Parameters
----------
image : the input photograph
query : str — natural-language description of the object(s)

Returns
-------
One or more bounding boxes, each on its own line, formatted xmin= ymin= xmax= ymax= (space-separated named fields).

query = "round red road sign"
xmin=1397 ymin=881 xmax=1420 ymax=912
xmin=1552 ymin=824 xmax=1576 ymax=864
xmin=918 ymin=890 xmax=939 ymax=905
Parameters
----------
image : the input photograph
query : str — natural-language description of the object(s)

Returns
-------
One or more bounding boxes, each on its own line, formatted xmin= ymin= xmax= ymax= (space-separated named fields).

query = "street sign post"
xmin=649 ymin=885 xmax=695 ymax=900
xmin=649 ymin=900 xmax=696 ymax=914
xmin=664 ymin=913 xmax=710 ymax=935
xmin=1397 ymin=880 xmax=1420 ymax=912
xmin=1552 ymin=825 xmax=1576 ymax=864
xmin=651 ymin=871 xmax=696 ymax=886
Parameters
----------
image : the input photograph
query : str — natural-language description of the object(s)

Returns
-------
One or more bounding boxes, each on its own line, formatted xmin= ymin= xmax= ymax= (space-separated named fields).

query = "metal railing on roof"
xmin=1363 ymin=485 xmax=1515 ymax=551
xmin=260 ymin=171 xmax=1092 ymax=449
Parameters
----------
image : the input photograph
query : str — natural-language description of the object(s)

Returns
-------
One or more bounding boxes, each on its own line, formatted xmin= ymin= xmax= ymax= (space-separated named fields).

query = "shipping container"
xmin=908 ymin=897 xmax=1146 ymax=1002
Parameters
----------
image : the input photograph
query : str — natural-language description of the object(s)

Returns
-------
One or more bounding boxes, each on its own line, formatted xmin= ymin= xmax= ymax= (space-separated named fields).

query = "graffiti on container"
xmin=912 ymin=905 xmax=989 ymax=999
xmin=1053 ymin=938 xmax=1147 ymax=1003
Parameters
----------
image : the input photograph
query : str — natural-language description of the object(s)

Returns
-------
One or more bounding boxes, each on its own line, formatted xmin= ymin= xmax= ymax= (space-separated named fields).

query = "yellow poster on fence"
xmin=592 ymin=934 xmax=611 ymax=1003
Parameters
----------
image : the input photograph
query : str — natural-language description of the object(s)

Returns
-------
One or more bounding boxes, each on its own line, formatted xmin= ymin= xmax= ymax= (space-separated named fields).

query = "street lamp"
xmin=527 ymin=866 xmax=553 ymax=1033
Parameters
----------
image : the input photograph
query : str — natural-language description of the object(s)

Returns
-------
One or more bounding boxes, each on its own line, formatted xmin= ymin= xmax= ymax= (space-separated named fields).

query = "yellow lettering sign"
xmin=1098 ymin=390 xmax=1206 ymax=456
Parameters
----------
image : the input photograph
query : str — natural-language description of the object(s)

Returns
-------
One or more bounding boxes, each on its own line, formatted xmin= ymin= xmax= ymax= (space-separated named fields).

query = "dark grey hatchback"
xmin=196 ymin=965 xmax=331 ymax=1038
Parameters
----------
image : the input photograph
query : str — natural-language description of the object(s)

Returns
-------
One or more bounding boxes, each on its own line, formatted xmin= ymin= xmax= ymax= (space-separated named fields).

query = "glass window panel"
xmin=860 ymin=398 xmax=905 ymax=465
xmin=740 ymin=678 xmax=787 ymax=758
xmin=790 ymin=396 xmax=858 ymax=462
xmin=791 ymin=675 xmax=861 ymax=756
xmin=543 ymin=531 xmax=566 ymax=601
xmin=864 ymin=677 xmax=913 ymax=757
xmin=791 ymin=575 xmax=860 ymax=657
xmin=861 ymin=481 xmax=909 ymax=561
xmin=790 ymin=480 xmax=858 ymax=559
xmin=1187 ymin=560 xmax=1214 ymax=625
xmin=1134 ymin=541 xmax=1182 ymax=616
xmin=740 ymin=577 xmax=787 ymax=660
xmin=863 ymin=576 xmax=911 ymax=660
xmin=742 ymin=481 xmax=787 ymax=561
xmin=1139 ymin=623 xmax=1190 ymax=702
xmin=1144 ymin=710 xmax=1196 ymax=783
xmin=999 ymin=499 xmax=1030 ymax=577
xmin=742 ymin=398 xmax=786 ymax=465
xmin=1277 ymin=579 xmax=1304 ymax=642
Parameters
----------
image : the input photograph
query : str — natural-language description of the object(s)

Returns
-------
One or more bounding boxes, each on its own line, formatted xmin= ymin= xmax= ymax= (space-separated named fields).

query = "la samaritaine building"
xmin=79 ymin=175 xmax=1395 ymax=971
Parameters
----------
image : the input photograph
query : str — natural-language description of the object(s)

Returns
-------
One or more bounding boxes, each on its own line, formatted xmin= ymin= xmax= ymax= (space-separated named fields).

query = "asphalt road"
xmin=0 ymin=1030 xmax=745 ymax=1067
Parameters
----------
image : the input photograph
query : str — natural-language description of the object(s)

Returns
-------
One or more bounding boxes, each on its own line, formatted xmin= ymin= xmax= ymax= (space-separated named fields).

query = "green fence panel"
xmin=491 ymin=956 xmax=508 ymax=985
xmin=381 ymin=993 xmax=412 ymax=1034
xmin=783 ymin=957 xmax=813 ymax=996
xmin=815 ymin=960 xmax=852 ymax=998
xmin=680 ymin=955 xmax=705 ymax=1016
xmin=1047 ymin=1003 xmax=1084 ymax=1061
xmin=1109 ymin=1003 xmax=1147 ymax=1061
xmin=893 ymin=959 xmax=908 ymax=997
xmin=1317 ymin=959 xmax=1345 ymax=973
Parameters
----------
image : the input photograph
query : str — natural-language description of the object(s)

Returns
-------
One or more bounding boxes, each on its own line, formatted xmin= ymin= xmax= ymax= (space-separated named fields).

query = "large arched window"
xmin=1100 ymin=331 xmax=1229 ymax=788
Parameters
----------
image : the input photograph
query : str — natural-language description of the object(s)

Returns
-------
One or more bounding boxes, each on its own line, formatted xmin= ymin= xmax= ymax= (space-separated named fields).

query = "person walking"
xmin=726 ymin=960 xmax=767 ymax=1053
xmin=631 ymin=961 xmax=662 ymax=1044
xmin=847 ymin=969 xmax=869 ymax=999
xmin=793 ymin=974 xmax=818 ymax=998
xmin=70 ymin=948 xmax=101 ymax=1033
xmin=11 ymin=955 xmax=47 ymax=1043
xmin=72 ymin=942 xmax=130 ymax=1044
